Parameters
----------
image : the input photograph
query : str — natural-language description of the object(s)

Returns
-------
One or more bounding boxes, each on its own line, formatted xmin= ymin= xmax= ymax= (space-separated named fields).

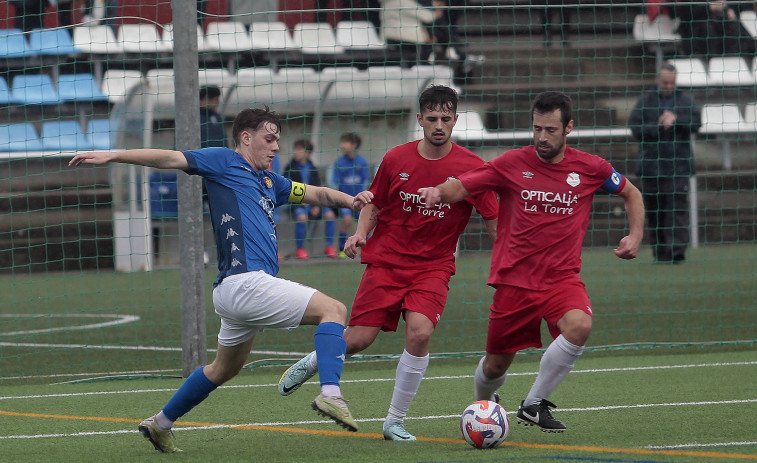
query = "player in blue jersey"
xmin=332 ymin=132 xmax=372 ymax=256
xmin=69 ymin=107 xmax=373 ymax=453
xmin=283 ymin=139 xmax=338 ymax=259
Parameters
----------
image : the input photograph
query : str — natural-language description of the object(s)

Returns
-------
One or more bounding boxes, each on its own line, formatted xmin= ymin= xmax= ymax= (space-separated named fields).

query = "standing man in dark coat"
xmin=200 ymin=85 xmax=227 ymax=149
xmin=629 ymin=63 xmax=702 ymax=263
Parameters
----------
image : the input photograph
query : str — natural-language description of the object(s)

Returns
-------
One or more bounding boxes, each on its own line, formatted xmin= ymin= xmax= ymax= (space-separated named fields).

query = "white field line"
xmin=1 ymin=398 xmax=757 ymax=442
xmin=0 ymin=342 xmax=288 ymax=356
xmin=1 ymin=360 xmax=755 ymax=451
xmin=1 ymin=360 xmax=756 ymax=402
xmin=646 ymin=441 xmax=757 ymax=450
xmin=3 ymin=358 xmax=756 ymax=385
xmin=0 ymin=361 xmax=757 ymax=404
xmin=0 ymin=314 xmax=140 ymax=336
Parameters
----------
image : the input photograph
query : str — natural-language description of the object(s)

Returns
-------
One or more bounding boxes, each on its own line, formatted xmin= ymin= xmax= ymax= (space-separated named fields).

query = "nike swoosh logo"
xmin=282 ymin=384 xmax=296 ymax=394
xmin=521 ymin=410 xmax=539 ymax=423
xmin=391 ymin=432 xmax=412 ymax=440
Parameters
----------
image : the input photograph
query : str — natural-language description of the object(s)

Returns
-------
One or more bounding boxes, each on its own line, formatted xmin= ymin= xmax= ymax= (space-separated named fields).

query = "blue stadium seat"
xmin=40 ymin=120 xmax=94 ymax=151
xmin=57 ymin=73 xmax=109 ymax=103
xmin=0 ymin=123 xmax=44 ymax=152
xmin=149 ymin=171 xmax=178 ymax=218
xmin=0 ymin=29 xmax=36 ymax=59
xmin=11 ymin=74 xmax=62 ymax=105
xmin=86 ymin=118 xmax=113 ymax=150
xmin=0 ymin=76 xmax=21 ymax=105
xmin=0 ymin=29 xmax=34 ymax=58
xmin=28 ymin=28 xmax=80 ymax=55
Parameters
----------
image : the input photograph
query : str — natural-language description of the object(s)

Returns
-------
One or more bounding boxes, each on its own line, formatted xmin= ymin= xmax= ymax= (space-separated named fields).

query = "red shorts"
xmin=348 ymin=265 xmax=452 ymax=332
xmin=486 ymin=281 xmax=593 ymax=354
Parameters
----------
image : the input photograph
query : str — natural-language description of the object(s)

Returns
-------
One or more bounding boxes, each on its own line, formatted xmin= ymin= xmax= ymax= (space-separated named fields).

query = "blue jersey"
xmin=332 ymin=154 xmax=371 ymax=197
xmin=183 ymin=147 xmax=295 ymax=285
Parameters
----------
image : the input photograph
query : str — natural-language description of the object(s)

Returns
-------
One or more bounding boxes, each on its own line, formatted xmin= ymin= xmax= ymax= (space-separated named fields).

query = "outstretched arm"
xmin=68 ymin=149 xmax=189 ymax=170
xmin=613 ymin=180 xmax=645 ymax=259
xmin=418 ymin=178 xmax=470 ymax=209
xmin=301 ymin=185 xmax=373 ymax=210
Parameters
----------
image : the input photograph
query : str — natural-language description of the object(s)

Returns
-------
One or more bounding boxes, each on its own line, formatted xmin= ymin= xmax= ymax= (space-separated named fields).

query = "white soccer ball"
xmin=460 ymin=400 xmax=509 ymax=449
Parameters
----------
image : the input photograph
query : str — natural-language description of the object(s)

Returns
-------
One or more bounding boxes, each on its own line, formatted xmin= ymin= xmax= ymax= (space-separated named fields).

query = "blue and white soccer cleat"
xmin=383 ymin=420 xmax=416 ymax=441
xmin=278 ymin=352 xmax=317 ymax=396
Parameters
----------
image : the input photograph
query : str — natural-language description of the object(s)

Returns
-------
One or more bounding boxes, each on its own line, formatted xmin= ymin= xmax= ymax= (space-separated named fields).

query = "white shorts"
xmin=212 ymin=271 xmax=317 ymax=347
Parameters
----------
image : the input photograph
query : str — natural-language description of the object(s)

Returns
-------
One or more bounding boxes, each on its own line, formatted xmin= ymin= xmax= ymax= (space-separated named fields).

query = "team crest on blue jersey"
xmin=263 ymin=176 xmax=273 ymax=189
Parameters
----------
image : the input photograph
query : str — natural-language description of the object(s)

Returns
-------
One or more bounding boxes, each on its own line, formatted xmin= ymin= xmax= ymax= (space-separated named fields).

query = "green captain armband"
xmin=288 ymin=181 xmax=306 ymax=203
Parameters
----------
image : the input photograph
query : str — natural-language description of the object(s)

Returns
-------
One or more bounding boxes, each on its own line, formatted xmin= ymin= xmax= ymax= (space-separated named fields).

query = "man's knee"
xmin=346 ymin=335 xmax=372 ymax=354
xmin=405 ymin=326 xmax=432 ymax=352
xmin=301 ymin=293 xmax=347 ymax=326
xmin=205 ymin=357 xmax=244 ymax=385
xmin=319 ymin=298 xmax=347 ymax=324
xmin=344 ymin=325 xmax=382 ymax=354
xmin=483 ymin=354 xmax=513 ymax=378
xmin=560 ymin=312 xmax=592 ymax=345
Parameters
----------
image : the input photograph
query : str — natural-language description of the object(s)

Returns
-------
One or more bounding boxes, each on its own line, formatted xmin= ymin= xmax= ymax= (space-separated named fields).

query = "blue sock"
xmin=314 ymin=322 xmax=346 ymax=386
xmin=324 ymin=220 xmax=335 ymax=246
xmin=339 ymin=233 xmax=348 ymax=249
xmin=295 ymin=222 xmax=306 ymax=248
xmin=162 ymin=367 xmax=218 ymax=421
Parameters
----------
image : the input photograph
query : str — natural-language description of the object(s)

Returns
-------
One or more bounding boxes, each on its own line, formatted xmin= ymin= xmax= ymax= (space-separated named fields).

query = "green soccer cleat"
xmin=138 ymin=416 xmax=182 ymax=453
xmin=311 ymin=394 xmax=358 ymax=432
xmin=278 ymin=352 xmax=317 ymax=396
xmin=383 ymin=420 xmax=416 ymax=441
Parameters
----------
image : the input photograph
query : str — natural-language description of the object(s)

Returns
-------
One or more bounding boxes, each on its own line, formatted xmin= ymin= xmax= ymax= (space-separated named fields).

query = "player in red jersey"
xmin=420 ymin=91 xmax=645 ymax=432
xmin=278 ymin=85 xmax=498 ymax=440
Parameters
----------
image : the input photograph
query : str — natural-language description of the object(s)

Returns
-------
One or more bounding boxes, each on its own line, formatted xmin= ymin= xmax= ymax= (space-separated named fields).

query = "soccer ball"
xmin=460 ymin=400 xmax=509 ymax=449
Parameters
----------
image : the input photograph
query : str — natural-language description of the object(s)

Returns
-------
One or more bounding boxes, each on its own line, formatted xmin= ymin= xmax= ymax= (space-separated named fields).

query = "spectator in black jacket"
xmin=200 ymin=86 xmax=227 ymax=148
xmin=629 ymin=63 xmax=702 ymax=264
xmin=283 ymin=139 xmax=338 ymax=260
xmin=676 ymin=0 xmax=756 ymax=58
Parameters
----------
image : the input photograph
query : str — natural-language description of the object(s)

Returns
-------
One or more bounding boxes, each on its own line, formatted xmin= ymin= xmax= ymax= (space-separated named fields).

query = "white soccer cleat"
xmin=383 ymin=420 xmax=416 ymax=441
xmin=278 ymin=352 xmax=317 ymax=396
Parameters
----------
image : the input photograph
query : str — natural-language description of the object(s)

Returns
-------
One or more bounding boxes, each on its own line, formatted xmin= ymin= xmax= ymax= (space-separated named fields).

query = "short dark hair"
xmin=231 ymin=106 xmax=281 ymax=147
xmin=293 ymin=138 xmax=313 ymax=152
xmin=339 ymin=132 xmax=361 ymax=149
xmin=199 ymin=85 xmax=221 ymax=100
xmin=418 ymin=85 xmax=458 ymax=114
xmin=531 ymin=91 xmax=572 ymax=128
xmin=660 ymin=62 xmax=677 ymax=74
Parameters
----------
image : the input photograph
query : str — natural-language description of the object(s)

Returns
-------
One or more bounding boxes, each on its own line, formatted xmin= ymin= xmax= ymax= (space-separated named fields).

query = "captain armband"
xmin=288 ymin=181 xmax=306 ymax=203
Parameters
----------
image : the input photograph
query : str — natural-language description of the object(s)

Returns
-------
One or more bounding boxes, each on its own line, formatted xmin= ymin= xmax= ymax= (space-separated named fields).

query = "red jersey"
xmin=360 ymin=140 xmax=499 ymax=272
xmin=459 ymin=146 xmax=625 ymax=290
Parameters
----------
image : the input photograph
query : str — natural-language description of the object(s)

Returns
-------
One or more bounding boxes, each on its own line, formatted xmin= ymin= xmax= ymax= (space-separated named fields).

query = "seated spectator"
xmin=525 ymin=0 xmax=577 ymax=47
xmin=283 ymin=139 xmax=338 ymax=260
xmin=10 ymin=0 xmax=45 ymax=32
xmin=427 ymin=0 xmax=485 ymax=76
xmin=380 ymin=0 xmax=436 ymax=65
xmin=676 ymin=1 xmax=756 ymax=58
xmin=57 ymin=0 xmax=75 ymax=35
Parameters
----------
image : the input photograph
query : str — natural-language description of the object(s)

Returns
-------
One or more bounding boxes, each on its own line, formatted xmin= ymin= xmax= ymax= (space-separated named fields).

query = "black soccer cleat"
xmin=516 ymin=399 xmax=566 ymax=432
